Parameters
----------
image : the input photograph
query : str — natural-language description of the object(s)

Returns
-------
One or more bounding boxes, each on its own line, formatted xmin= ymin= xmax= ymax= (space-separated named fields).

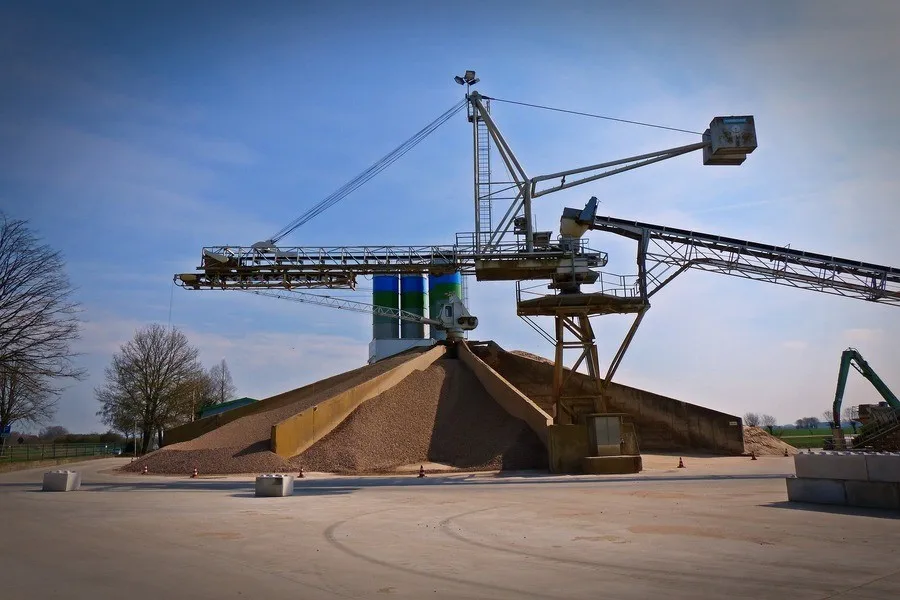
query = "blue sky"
xmin=2 ymin=1 xmax=898 ymax=432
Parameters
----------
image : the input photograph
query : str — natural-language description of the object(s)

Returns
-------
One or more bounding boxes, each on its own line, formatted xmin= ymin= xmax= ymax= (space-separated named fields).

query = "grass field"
xmin=769 ymin=427 xmax=856 ymax=449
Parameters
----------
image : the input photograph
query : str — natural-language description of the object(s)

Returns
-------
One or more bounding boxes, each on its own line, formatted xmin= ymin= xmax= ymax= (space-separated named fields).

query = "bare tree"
xmin=0 ymin=214 xmax=84 ymax=441
xmin=96 ymin=324 xmax=203 ymax=453
xmin=743 ymin=412 xmax=761 ymax=427
xmin=207 ymin=359 xmax=236 ymax=406
xmin=822 ymin=410 xmax=836 ymax=426
xmin=39 ymin=425 xmax=69 ymax=441
xmin=842 ymin=406 xmax=860 ymax=434
xmin=0 ymin=364 xmax=57 ymax=442
xmin=760 ymin=414 xmax=778 ymax=434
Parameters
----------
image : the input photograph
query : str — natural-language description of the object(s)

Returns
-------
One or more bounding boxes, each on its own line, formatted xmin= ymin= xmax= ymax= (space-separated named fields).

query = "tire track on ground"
xmin=323 ymin=505 xmax=563 ymax=599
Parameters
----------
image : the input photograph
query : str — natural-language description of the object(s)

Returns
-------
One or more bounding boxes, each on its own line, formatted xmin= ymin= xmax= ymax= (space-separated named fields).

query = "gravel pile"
xmin=298 ymin=358 xmax=547 ymax=473
xmin=743 ymin=426 xmax=799 ymax=456
xmin=511 ymin=349 xmax=553 ymax=365
xmin=121 ymin=349 xmax=429 ymax=475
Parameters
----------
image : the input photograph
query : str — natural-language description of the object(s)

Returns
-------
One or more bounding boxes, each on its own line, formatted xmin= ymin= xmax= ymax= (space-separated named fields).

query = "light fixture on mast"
xmin=454 ymin=70 xmax=480 ymax=91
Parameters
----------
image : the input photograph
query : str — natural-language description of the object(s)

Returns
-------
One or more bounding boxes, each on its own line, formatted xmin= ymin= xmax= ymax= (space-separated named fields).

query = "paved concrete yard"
xmin=1 ymin=456 xmax=898 ymax=599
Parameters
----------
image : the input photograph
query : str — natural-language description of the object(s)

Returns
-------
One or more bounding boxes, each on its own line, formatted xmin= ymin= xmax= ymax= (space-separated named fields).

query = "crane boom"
xmin=832 ymin=347 xmax=900 ymax=426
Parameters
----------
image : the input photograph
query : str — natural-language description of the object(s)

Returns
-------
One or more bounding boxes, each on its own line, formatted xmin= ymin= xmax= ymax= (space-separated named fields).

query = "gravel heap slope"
xmin=121 ymin=350 xmax=428 ymax=475
xmin=299 ymin=358 xmax=547 ymax=473
xmin=743 ymin=426 xmax=799 ymax=456
xmin=511 ymin=349 xmax=553 ymax=365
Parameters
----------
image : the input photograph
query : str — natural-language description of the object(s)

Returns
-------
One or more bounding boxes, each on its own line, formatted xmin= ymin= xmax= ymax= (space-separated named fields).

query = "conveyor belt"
xmin=589 ymin=215 xmax=900 ymax=304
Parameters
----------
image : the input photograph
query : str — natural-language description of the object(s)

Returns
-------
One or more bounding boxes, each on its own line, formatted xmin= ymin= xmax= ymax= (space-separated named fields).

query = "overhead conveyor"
xmin=588 ymin=214 xmax=900 ymax=305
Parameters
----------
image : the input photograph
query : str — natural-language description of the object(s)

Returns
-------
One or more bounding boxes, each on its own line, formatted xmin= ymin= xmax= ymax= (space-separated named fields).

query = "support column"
xmin=552 ymin=311 xmax=605 ymax=424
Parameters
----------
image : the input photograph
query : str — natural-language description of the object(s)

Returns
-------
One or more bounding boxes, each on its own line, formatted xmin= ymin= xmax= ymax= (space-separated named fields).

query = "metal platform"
xmin=516 ymin=292 xmax=647 ymax=317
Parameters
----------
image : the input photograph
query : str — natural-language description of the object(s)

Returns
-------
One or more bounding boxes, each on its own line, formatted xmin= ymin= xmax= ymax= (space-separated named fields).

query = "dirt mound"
xmin=299 ymin=359 xmax=547 ymax=473
xmin=743 ymin=426 xmax=799 ymax=456
xmin=121 ymin=350 xmax=427 ymax=475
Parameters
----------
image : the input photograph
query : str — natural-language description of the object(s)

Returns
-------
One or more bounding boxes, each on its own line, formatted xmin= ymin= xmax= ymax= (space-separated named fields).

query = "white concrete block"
xmin=844 ymin=480 xmax=900 ymax=510
xmin=785 ymin=477 xmax=846 ymax=505
xmin=254 ymin=474 xmax=294 ymax=497
xmin=793 ymin=453 xmax=868 ymax=481
xmin=864 ymin=454 xmax=900 ymax=483
xmin=42 ymin=470 xmax=81 ymax=492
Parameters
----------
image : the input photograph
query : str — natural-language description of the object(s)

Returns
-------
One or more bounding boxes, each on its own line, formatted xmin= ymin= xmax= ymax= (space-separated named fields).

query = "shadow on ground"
xmin=762 ymin=501 xmax=900 ymax=520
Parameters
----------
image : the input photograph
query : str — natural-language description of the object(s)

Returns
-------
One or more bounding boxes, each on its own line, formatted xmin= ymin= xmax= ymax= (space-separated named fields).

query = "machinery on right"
xmin=825 ymin=347 xmax=900 ymax=451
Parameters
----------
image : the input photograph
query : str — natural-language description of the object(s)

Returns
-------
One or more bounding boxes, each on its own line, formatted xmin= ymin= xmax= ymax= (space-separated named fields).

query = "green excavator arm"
xmin=831 ymin=347 xmax=900 ymax=426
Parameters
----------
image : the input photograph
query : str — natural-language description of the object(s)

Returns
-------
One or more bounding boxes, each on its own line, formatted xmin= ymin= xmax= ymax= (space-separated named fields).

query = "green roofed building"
xmin=199 ymin=397 xmax=257 ymax=419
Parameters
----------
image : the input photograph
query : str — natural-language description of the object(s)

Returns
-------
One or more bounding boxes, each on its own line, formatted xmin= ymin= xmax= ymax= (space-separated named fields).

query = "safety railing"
xmin=0 ymin=443 xmax=123 ymax=463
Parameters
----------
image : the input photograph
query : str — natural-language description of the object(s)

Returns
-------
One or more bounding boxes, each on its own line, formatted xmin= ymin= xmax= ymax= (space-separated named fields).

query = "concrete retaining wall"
xmin=458 ymin=342 xmax=552 ymax=448
xmin=470 ymin=342 xmax=744 ymax=455
xmin=270 ymin=345 xmax=447 ymax=458
xmin=548 ymin=424 xmax=591 ymax=474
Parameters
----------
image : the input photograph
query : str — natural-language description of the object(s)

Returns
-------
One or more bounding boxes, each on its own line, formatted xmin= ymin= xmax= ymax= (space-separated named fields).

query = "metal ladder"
xmin=476 ymin=100 xmax=492 ymax=250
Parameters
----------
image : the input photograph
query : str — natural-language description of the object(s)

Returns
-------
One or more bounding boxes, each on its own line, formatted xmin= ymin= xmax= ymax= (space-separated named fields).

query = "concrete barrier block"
xmin=42 ymin=470 xmax=81 ymax=492
xmin=864 ymin=454 xmax=900 ymax=483
xmin=794 ymin=452 xmax=868 ymax=481
xmin=581 ymin=455 xmax=642 ymax=474
xmin=785 ymin=477 xmax=846 ymax=505
xmin=844 ymin=480 xmax=900 ymax=510
xmin=255 ymin=474 xmax=294 ymax=497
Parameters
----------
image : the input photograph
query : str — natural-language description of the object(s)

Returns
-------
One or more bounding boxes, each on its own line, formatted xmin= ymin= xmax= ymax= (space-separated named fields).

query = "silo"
xmin=400 ymin=274 xmax=427 ymax=339
xmin=372 ymin=274 xmax=400 ymax=340
xmin=428 ymin=271 xmax=463 ymax=340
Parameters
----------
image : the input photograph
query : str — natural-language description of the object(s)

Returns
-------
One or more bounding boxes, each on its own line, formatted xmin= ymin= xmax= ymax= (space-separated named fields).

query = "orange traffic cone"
xmin=298 ymin=466 xmax=305 ymax=479
xmin=191 ymin=468 xmax=198 ymax=478
xmin=418 ymin=465 xmax=426 ymax=478
xmin=677 ymin=457 xmax=685 ymax=469
xmin=751 ymin=451 xmax=758 ymax=461
xmin=142 ymin=465 xmax=148 ymax=475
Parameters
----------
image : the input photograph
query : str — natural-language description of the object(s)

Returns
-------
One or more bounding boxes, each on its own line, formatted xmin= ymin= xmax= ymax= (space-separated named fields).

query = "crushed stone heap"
xmin=299 ymin=359 xmax=546 ymax=473
xmin=123 ymin=356 xmax=547 ymax=475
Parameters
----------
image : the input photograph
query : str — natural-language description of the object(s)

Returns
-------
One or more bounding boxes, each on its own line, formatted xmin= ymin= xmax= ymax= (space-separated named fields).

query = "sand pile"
xmin=123 ymin=353 xmax=546 ymax=475
xmin=299 ymin=359 xmax=547 ymax=473
xmin=122 ymin=351 xmax=426 ymax=475
xmin=743 ymin=426 xmax=799 ymax=456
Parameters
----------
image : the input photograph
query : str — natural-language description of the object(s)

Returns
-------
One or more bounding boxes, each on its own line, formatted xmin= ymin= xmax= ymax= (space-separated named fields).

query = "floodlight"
xmin=454 ymin=75 xmax=465 ymax=85
xmin=464 ymin=70 xmax=476 ymax=81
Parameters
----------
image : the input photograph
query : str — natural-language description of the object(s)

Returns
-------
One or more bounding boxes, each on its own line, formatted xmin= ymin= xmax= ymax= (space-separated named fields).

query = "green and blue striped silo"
xmin=372 ymin=274 xmax=399 ymax=340
xmin=400 ymin=274 xmax=427 ymax=339
xmin=428 ymin=271 xmax=462 ymax=340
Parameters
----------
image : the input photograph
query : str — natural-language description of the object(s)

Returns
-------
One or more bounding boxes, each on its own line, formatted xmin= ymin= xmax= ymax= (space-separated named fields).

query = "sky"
xmin=1 ymin=1 xmax=898 ymax=432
